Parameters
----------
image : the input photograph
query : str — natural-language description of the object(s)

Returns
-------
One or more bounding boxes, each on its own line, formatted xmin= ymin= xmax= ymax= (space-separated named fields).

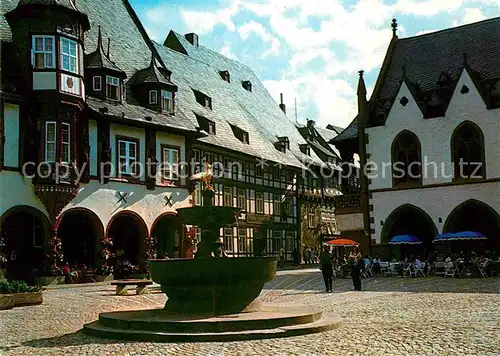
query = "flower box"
xmin=94 ymin=275 xmax=113 ymax=282
xmin=0 ymin=294 xmax=15 ymax=310
xmin=34 ymin=276 xmax=65 ymax=286
xmin=13 ymin=291 xmax=43 ymax=306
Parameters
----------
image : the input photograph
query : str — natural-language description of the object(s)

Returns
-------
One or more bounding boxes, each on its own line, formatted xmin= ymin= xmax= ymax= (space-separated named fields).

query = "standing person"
xmin=349 ymin=246 xmax=363 ymax=291
xmin=279 ymin=247 xmax=285 ymax=268
xmin=320 ymin=246 xmax=333 ymax=292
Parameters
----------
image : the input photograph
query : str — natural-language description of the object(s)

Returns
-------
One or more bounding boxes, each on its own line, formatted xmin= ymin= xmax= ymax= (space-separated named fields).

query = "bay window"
xmin=161 ymin=90 xmax=173 ymax=113
xmin=32 ymin=36 xmax=55 ymax=69
xmin=60 ymin=37 xmax=78 ymax=74
xmin=44 ymin=121 xmax=71 ymax=163
xmin=117 ymin=138 xmax=138 ymax=176
xmin=106 ymin=76 xmax=120 ymax=100
xmin=45 ymin=122 xmax=57 ymax=162
xmin=161 ymin=145 xmax=180 ymax=181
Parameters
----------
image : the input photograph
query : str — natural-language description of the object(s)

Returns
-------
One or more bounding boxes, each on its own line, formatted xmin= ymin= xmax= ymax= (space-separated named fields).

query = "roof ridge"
xmin=401 ymin=16 xmax=500 ymax=41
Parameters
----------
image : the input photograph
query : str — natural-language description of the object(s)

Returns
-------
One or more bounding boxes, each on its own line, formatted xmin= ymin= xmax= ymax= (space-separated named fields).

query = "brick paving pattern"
xmin=1 ymin=268 xmax=499 ymax=355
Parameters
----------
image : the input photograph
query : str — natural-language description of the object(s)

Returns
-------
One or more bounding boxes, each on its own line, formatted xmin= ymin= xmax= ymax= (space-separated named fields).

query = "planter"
xmin=0 ymin=294 xmax=15 ymax=310
xmin=34 ymin=276 xmax=65 ymax=286
xmin=94 ymin=275 xmax=113 ymax=282
xmin=14 ymin=291 xmax=43 ymax=306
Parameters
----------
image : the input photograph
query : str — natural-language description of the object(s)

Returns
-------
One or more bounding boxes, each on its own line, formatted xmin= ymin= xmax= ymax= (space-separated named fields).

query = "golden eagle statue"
xmin=190 ymin=161 xmax=214 ymax=191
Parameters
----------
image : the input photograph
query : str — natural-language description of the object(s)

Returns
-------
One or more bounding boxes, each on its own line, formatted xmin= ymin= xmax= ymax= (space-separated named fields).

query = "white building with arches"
xmin=333 ymin=17 xmax=500 ymax=258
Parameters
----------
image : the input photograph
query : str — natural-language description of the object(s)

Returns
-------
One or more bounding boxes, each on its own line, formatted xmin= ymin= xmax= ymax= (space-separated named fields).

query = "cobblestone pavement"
xmin=1 ymin=268 xmax=499 ymax=355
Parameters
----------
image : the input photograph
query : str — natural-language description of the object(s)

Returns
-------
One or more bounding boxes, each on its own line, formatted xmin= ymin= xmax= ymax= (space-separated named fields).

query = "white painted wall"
xmin=4 ymin=104 xmax=19 ymax=168
xmin=33 ymin=72 xmax=57 ymax=90
xmin=110 ymin=123 xmax=146 ymax=180
xmin=0 ymin=172 xmax=191 ymax=234
xmin=89 ymin=120 xmax=98 ymax=176
xmin=337 ymin=213 xmax=364 ymax=231
xmin=369 ymin=181 xmax=500 ymax=243
xmin=367 ymin=70 xmax=500 ymax=190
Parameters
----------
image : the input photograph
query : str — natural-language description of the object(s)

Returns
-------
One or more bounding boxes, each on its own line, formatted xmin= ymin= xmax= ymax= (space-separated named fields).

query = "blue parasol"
xmin=433 ymin=231 xmax=487 ymax=243
xmin=389 ymin=235 xmax=422 ymax=245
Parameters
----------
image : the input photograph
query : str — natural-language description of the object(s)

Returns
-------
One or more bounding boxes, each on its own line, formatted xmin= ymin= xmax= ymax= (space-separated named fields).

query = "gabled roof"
xmin=315 ymin=126 xmax=339 ymax=143
xmin=127 ymin=55 xmax=176 ymax=88
xmin=331 ymin=116 xmax=358 ymax=143
xmin=154 ymin=36 xmax=325 ymax=169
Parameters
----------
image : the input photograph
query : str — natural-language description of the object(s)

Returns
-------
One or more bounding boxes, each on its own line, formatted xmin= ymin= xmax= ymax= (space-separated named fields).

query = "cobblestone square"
xmin=1 ymin=268 xmax=499 ymax=355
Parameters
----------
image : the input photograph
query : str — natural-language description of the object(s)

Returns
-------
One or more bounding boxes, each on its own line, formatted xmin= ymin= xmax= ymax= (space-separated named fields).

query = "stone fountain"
xmin=83 ymin=164 xmax=340 ymax=341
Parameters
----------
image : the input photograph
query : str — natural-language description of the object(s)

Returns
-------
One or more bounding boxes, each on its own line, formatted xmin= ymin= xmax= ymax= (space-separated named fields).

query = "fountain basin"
xmin=148 ymin=257 xmax=277 ymax=315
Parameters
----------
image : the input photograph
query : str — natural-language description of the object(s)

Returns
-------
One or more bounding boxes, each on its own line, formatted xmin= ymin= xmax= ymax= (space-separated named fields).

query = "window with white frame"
xmin=149 ymin=90 xmax=158 ymax=104
xmin=106 ymin=76 xmax=120 ymax=100
xmin=45 ymin=122 xmax=57 ymax=162
xmin=61 ymin=123 xmax=71 ymax=163
xmin=161 ymin=90 xmax=173 ymax=113
xmin=237 ymin=189 xmax=245 ymax=210
xmin=60 ymin=37 xmax=78 ymax=74
xmin=118 ymin=139 xmax=138 ymax=175
xmin=93 ymin=76 xmax=102 ymax=91
xmin=223 ymin=186 xmax=232 ymax=206
xmin=256 ymin=192 xmax=264 ymax=214
xmin=161 ymin=146 xmax=179 ymax=181
xmin=273 ymin=195 xmax=281 ymax=216
xmin=32 ymin=36 xmax=55 ymax=69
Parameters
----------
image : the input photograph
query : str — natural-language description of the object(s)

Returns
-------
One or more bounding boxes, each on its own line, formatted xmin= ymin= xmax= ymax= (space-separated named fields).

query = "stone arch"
xmin=381 ymin=204 xmax=438 ymax=259
xmin=391 ymin=130 xmax=422 ymax=187
xmin=0 ymin=206 xmax=51 ymax=281
xmin=443 ymin=199 xmax=500 ymax=252
xmin=150 ymin=212 xmax=183 ymax=259
xmin=106 ymin=210 xmax=149 ymax=275
xmin=450 ymin=120 xmax=486 ymax=179
xmin=56 ymin=207 xmax=105 ymax=267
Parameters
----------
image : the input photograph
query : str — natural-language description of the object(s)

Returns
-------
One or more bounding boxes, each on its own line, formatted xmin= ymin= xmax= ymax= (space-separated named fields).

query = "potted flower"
xmin=0 ymin=279 xmax=43 ymax=309
xmin=94 ymin=264 xmax=114 ymax=282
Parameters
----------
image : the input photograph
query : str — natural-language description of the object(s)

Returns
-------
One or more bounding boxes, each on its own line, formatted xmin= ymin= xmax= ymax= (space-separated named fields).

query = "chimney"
xmin=184 ymin=33 xmax=199 ymax=47
xmin=307 ymin=119 xmax=315 ymax=128
xmin=279 ymin=93 xmax=286 ymax=114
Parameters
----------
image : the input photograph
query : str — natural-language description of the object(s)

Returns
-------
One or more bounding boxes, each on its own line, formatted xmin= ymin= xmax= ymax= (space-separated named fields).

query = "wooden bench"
xmin=111 ymin=279 xmax=153 ymax=296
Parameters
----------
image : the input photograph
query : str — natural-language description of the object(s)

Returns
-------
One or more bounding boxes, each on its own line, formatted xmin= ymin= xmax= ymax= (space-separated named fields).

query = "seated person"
xmin=63 ymin=262 xmax=79 ymax=283
xmin=414 ymin=256 xmax=425 ymax=269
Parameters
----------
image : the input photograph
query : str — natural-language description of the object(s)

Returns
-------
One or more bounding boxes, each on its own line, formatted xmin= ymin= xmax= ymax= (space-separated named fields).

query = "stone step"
xmin=82 ymin=315 xmax=341 ymax=342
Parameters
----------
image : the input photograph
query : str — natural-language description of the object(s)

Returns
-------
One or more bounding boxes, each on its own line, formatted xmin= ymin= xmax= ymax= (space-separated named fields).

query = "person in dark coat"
xmin=350 ymin=258 xmax=364 ymax=291
xmin=320 ymin=246 xmax=333 ymax=292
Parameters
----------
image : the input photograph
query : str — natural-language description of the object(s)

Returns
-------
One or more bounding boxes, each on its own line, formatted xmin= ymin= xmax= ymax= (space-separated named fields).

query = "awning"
xmin=433 ymin=231 xmax=487 ymax=243
xmin=325 ymin=239 xmax=359 ymax=247
xmin=389 ymin=235 xmax=422 ymax=245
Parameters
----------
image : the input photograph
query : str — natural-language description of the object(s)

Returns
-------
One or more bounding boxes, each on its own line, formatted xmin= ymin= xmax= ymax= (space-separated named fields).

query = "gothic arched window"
xmin=451 ymin=122 xmax=485 ymax=180
xmin=391 ymin=130 xmax=422 ymax=187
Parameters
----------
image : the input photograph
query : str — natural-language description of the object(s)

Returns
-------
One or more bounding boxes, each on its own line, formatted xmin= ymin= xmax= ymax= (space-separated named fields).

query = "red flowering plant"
xmin=44 ymin=234 xmax=64 ymax=275
xmin=97 ymin=235 xmax=115 ymax=276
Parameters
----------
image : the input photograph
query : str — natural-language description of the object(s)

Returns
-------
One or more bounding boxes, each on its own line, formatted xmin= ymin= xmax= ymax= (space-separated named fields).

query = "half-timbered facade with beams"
xmin=295 ymin=119 xmax=343 ymax=252
xmin=333 ymin=17 xmax=500 ymax=259
xmin=0 ymin=0 xmax=340 ymax=282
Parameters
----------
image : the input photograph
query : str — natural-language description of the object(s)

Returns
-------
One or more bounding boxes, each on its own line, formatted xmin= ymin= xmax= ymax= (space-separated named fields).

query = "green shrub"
xmin=0 ymin=280 xmax=41 ymax=294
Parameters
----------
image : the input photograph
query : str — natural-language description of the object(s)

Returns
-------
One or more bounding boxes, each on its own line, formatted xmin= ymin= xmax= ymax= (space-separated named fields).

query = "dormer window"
xmin=106 ymin=75 xmax=120 ymax=100
xmin=32 ymin=35 xmax=55 ymax=69
xmin=230 ymin=124 xmax=249 ymax=144
xmin=193 ymin=89 xmax=212 ymax=109
xmin=220 ymin=70 xmax=230 ymax=83
xmin=161 ymin=90 xmax=173 ymax=113
xmin=93 ymin=76 xmax=102 ymax=91
xmin=61 ymin=37 xmax=78 ymax=74
xmin=196 ymin=114 xmax=215 ymax=134
xmin=149 ymin=90 xmax=158 ymax=104
xmin=242 ymin=80 xmax=252 ymax=92
xmin=299 ymin=144 xmax=310 ymax=156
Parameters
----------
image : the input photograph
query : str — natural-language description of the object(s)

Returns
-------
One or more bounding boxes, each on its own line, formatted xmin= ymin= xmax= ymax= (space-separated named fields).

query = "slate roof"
xmin=154 ymin=31 xmax=325 ymax=169
xmin=85 ymin=26 xmax=126 ymax=76
xmin=16 ymin=0 xmax=78 ymax=11
xmin=127 ymin=56 xmax=175 ymax=88
xmin=315 ymin=126 xmax=338 ymax=143
xmin=334 ymin=16 xmax=500 ymax=141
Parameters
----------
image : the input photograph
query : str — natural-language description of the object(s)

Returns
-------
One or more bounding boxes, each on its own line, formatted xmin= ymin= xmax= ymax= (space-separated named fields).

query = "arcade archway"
xmin=150 ymin=213 xmax=182 ymax=259
xmin=443 ymin=199 xmax=500 ymax=253
xmin=107 ymin=211 xmax=148 ymax=273
xmin=381 ymin=204 xmax=438 ymax=260
xmin=57 ymin=208 xmax=104 ymax=267
xmin=0 ymin=206 xmax=50 ymax=281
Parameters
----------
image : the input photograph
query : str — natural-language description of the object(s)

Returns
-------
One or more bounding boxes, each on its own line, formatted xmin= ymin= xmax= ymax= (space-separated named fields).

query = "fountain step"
xmin=83 ymin=314 xmax=341 ymax=342
xmin=96 ymin=304 xmax=323 ymax=333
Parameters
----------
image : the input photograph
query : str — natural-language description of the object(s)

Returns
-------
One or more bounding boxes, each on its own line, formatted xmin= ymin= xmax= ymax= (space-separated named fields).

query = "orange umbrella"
xmin=325 ymin=239 xmax=359 ymax=247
